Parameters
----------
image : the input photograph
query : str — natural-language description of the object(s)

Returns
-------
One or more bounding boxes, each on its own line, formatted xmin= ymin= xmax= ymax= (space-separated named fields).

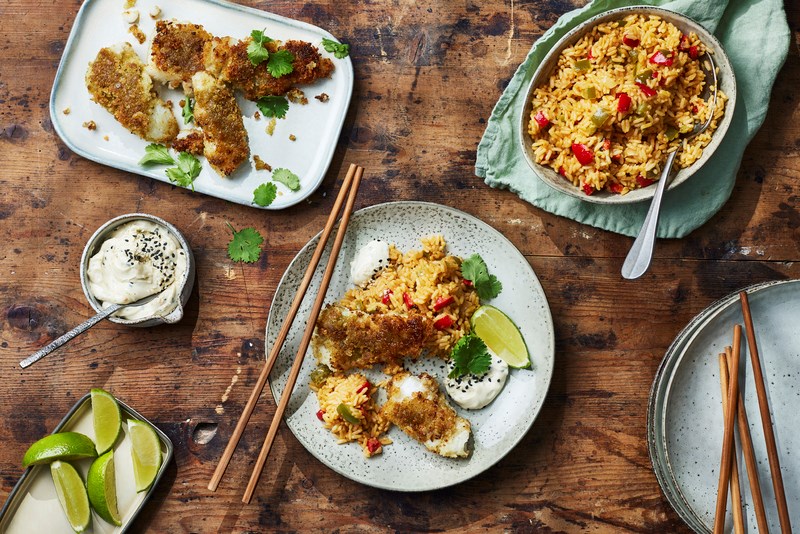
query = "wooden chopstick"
xmin=740 ymin=291 xmax=793 ymax=533
xmin=714 ymin=325 xmax=742 ymax=534
xmin=207 ymin=164 xmax=359 ymax=492
xmin=242 ymin=165 xmax=364 ymax=504
xmin=717 ymin=351 xmax=744 ymax=534
xmin=725 ymin=345 xmax=769 ymax=533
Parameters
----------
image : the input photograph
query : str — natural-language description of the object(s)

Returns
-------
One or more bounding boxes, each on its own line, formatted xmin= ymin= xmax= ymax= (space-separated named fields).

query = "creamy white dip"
xmin=87 ymin=220 xmax=187 ymax=321
xmin=446 ymin=353 xmax=509 ymax=410
xmin=350 ymin=240 xmax=390 ymax=287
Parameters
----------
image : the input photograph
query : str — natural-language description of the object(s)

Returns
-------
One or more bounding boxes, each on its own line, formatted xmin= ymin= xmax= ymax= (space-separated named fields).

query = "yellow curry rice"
xmin=340 ymin=235 xmax=480 ymax=356
xmin=528 ymin=14 xmax=727 ymax=195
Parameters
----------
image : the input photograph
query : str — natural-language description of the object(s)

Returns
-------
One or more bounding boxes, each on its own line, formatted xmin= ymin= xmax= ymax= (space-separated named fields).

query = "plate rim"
xmin=48 ymin=0 xmax=354 ymax=211
xmin=264 ymin=200 xmax=555 ymax=491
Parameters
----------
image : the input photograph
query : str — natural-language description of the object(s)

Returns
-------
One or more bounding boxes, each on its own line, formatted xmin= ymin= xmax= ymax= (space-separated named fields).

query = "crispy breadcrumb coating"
xmin=86 ymin=43 xmax=178 ymax=143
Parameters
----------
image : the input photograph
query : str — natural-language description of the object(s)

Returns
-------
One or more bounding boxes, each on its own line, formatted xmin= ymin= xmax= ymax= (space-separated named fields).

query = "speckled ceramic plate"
xmin=50 ymin=0 xmax=352 ymax=210
xmin=648 ymin=279 xmax=800 ymax=532
xmin=266 ymin=201 xmax=555 ymax=491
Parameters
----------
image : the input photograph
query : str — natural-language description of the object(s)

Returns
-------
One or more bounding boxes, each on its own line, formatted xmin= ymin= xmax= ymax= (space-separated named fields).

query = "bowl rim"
xmin=79 ymin=213 xmax=194 ymax=326
xmin=518 ymin=5 xmax=737 ymax=205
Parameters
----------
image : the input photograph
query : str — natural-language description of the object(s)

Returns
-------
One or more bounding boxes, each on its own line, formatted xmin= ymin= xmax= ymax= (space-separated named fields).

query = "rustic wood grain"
xmin=1 ymin=0 xmax=798 ymax=532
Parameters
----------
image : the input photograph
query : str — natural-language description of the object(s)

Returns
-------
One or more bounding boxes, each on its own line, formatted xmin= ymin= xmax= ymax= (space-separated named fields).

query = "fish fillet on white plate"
xmin=147 ymin=20 xmax=212 ymax=89
xmin=191 ymin=71 xmax=249 ymax=177
xmin=85 ymin=43 xmax=178 ymax=144
xmin=382 ymin=372 xmax=471 ymax=458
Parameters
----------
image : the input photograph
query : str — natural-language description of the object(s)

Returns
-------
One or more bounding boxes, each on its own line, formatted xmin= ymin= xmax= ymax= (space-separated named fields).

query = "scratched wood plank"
xmin=0 ymin=0 xmax=798 ymax=532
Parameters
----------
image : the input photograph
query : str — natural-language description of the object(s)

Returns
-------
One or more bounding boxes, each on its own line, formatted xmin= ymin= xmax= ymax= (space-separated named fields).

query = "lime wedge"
xmin=50 ymin=460 xmax=91 ymax=533
xmin=87 ymin=450 xmax=122 ymax=526
xmin=91 ymin=388 xmax=122 ymax=455
xmin=128 ymin=419 xmax=162 ymax=492
xmin=470 ymin=305 xmax=531 ymax=369
xmin=22 ymin=432 xmax=97 ymax=467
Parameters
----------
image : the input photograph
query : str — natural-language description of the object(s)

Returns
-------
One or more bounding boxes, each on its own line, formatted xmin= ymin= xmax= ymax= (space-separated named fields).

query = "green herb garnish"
xmin=247 ymin=29 xmax=272 ymax=66
xmin=165 ymin=152 xmax=201 ymax=190
xmin=182 ymin=98 xmax=194 ymax=124
xmin=138 ymin=143 xmax=175 ymax=166
xmin=256 ymin=96 xmax=289 ymax=119
xmin=448 ymin=334 xmax=492 ymax=379
xmin=226 ymin=223 xmax=264 ymax=263
xmin=322 ymin=37 xmax=350 ymax=59
xmin=267 ymin=49 xmax=294 ymax=78
xmin=253 ymin=182 xmax=277 ymax=207
xmin=461 ymin=253 xmax=502 ymax=300
xmin=272 ymin=168 xmax=300 ymax=191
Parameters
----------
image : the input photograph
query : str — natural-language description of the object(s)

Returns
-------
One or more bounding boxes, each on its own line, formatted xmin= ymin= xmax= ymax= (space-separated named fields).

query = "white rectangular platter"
xmin=50 ymin=0 xmax=353 ymax=210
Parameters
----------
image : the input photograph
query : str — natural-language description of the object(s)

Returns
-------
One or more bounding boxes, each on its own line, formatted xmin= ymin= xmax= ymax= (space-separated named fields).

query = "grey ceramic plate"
xmin=266 ymin=201 xmax=555 ymax=491
xmin=50 ymin=0 xmax=352 ymax=210
xmin=0 ymin=393 xmax=173 ymax=533
xmin=519 ymin=6 xmax=736 ymax=204
xmin=648 ymin=280 xmax=800 ymax=532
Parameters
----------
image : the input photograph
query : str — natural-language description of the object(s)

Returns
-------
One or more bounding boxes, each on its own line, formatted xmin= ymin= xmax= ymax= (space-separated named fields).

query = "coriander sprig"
xmin=461 ymin=254 xmax=502 ymax=300
xmin=226 ymin=223 xmax=264 ymax=263
xmin=448 ymin=334 xmax=492 ymax=379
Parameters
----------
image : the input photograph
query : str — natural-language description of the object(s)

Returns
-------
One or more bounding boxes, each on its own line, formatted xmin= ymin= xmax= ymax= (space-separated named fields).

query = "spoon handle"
xmin=19 ymin=303 xmax=125 ymax=369
xmin=621 ymin=149 xmax=680 ymax=280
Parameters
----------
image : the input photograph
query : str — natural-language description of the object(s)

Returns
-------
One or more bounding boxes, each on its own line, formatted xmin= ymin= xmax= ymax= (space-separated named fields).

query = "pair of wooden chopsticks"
xmin=207 ymin=164 xmax=364 ymax=503
xmin=713 ymin=291 xmax=792 ymax=533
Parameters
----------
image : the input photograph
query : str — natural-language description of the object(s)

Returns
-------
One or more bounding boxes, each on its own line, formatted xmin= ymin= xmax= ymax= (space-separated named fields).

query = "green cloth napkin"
xmin=475 ymin=0 xmax=790 ymax=238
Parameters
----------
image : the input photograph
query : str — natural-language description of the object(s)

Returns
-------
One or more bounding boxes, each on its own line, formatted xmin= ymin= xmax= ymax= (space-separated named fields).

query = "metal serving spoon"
xmin=621 ymin=52 xmax=719 ymax=280
xmin=19 ymin=293 xmax=159 ymax=369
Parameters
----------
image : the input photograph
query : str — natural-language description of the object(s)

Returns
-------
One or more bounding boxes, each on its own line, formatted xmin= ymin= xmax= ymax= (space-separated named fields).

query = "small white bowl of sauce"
xmin=80 ymin=213 xmax=195 ymax=327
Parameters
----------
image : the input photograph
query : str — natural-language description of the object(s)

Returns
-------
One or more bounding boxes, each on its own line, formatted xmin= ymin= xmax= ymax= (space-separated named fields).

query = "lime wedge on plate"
xmin=87 ymin=450 xmax=122 ymax=526
xmin=470 ymin=305 xmax=531 ymax=369
xmin=91 ymin=388 xmax=122 ymax=455
xmin=128 ymin=419 xmax=162 ymax=492
xmin=50 ymin=460 xmax=91 ymax=533
xmin=22 ymin=432 xmax=97 ymax=467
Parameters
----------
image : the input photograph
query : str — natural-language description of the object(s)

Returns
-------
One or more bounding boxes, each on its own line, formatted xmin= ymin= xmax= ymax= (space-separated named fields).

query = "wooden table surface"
xmin=1 ymin=0 xmax=798 ymax=532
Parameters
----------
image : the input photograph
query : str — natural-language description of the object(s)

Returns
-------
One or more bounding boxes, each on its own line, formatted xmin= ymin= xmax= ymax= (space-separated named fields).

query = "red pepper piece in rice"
xmin=571 ymin=143 xmax=594 ymax=165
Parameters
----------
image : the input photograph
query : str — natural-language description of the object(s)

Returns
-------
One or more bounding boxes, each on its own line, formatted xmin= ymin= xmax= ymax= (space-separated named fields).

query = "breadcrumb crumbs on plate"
xmin=62 ymin=108 xmax=71 ymax=115
xmin=315 ymin=93 xmax=329 ymax=102
xmin=254 ymin=111 xmax=261 ymax=120
xmin=128 ymin=24 xmax=146 ymax=44
xmin=103 ymin=135 xmax=109 ymax=141
xmin=287 ymin=88 xmax=308 ymax=105
xmin=266 ymin=117 xmax=276 ymax=135
xmin=83 ymin=120 xmax=97 ymax=130
xmin=253 ymin=155 xmax=272 ymax=171
xmin=289 ymin=134 xmax=296 ymax=141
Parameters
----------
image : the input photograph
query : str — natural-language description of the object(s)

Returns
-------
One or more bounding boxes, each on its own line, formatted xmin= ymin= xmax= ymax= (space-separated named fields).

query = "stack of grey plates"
xmin=647 ymin=279 xmax=800 ymax=532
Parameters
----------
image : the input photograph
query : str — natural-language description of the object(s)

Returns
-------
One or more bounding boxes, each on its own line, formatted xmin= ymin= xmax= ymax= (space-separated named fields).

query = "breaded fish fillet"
xmin=191 ymin=71 xmax=249 ymax=177
xmin=147 ymin=20 xmax=212 ymax=88
xmin=312 ymin=305 xmax=433 ymax=371
xmin=204 ymin=37 xmax=335 ymax=100
xmin=86 ymin=43 xmax=178 ymax=144
xmin=382 ymin=372 xmax=471 ymax=458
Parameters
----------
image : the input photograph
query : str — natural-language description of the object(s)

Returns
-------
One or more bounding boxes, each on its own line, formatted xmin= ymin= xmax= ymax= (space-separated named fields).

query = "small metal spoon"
xmin=19 ymin=293 xmax=159 ymax=369
xmin=622 ymin=52 xmax=719 ymax=280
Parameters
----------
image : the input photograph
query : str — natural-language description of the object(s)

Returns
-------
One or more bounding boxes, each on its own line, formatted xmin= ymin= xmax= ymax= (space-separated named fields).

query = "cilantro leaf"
xmin=138 ymin=143 xmax=175 ymax=166
xmin=182 ymin=98 xmax=194 ymax=124
xmin=272 ymin=168 xmax=300 ymax=191
xmin=253 ymin=182 xmax=277 ymax=207
xmin=256 ymin=96 xmax=289 ymax=119
xmin=247 ymin=29 xmax=272 ymax=66
xmin=226 ymin=223 xmax=264 ymax=263
xmin=322 ymin=37 xmax=350 ymax=59
xmin=461 ymin=253 xmax=502 ymax=300
xmin=267 ymin=49 xmax=294 ymax=78
xmin=165 ymin=152 xmax=202 ymax=190
xmin=448 ymin=334 xmax=492 ymax=379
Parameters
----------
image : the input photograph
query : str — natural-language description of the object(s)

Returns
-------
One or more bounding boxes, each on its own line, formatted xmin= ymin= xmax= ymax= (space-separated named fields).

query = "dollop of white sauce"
xmin=446 ymin=354 xmax=509 ymax=410
xmin=350 ymin=240 xmax=389 ymax=287
xmin=87 ymin=220 xmax=187 ymax=321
